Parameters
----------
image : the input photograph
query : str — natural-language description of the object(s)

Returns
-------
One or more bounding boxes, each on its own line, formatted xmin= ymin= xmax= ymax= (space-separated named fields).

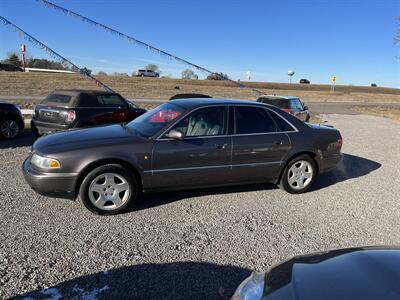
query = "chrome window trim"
xmin=155 ymin=103 xmax=299 ymax=140
xmin=146 ymin=161 xmax=282 ymax=173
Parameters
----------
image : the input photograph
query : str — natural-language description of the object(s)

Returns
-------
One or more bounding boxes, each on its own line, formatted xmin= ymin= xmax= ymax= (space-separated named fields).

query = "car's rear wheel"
xmin=79 ymin=164 xmax=138 ymax=215
xmin=279 ymin=155 xmax=316 ymax=194
xmin=0 ymin=118 xmax=21 ymax=139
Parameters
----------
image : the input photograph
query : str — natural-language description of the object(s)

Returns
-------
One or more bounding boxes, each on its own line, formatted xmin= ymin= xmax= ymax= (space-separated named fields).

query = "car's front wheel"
xmin=79 ymin=164 xmax=138 ymax=215
xmin=279 ymin=155 xmax=316 ymax=194
xmin=0 ymin=117 xmax=21 ymax=139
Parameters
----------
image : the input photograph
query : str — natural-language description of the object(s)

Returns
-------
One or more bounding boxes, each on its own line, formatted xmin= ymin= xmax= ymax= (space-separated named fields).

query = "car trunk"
xmin=34 ymin=93 xmax=76 ymax=126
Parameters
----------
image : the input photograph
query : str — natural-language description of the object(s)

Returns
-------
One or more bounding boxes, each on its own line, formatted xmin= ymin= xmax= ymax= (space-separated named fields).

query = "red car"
xmin=257 ymin=95 xmax=310 ymax=122
xmin=31 ymin=90 xmax=146 ymax=136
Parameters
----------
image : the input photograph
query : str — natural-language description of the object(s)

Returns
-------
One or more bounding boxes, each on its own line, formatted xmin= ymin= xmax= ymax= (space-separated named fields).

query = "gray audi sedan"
xmin=23 ymin=99 xmax=342 ymax=215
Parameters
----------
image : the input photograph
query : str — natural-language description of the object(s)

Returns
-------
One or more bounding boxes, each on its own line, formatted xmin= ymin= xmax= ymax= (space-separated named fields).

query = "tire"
xmin=0 ymin=117 xmax=22 ymax=140
xmin=30 ymin=121 xmax=42 ymax=138
xmin=79 ymin=164 xmax=138 ymax=215
xmin=279 ymin=154 xmax=316 ymax=194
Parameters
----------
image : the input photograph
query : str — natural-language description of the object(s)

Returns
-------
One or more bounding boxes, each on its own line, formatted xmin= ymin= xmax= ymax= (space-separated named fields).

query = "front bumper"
xmin=22 ymin=157 xmax=78 ymax=200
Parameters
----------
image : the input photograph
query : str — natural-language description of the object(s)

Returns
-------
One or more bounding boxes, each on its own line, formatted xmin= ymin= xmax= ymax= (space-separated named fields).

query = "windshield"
xmin=127 ymin=102 xmax=186 ymax=137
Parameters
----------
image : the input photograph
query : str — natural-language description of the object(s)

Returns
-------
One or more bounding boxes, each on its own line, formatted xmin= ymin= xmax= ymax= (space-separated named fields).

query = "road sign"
xmin=331 ymin=76 xmax=337 ymax=83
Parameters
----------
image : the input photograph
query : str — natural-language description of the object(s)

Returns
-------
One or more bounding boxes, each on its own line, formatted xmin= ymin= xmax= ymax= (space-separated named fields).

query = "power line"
xmin=37 ymin=0 xmax=263 ymax=96
xmin=0 ymin=16 xmax=116 ymax=93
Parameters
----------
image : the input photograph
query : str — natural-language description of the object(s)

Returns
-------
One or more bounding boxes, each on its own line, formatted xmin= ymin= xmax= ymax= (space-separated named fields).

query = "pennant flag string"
xmin=0 ymin=16 xmax=116 ymax=93
xmin=36 ymin=0 xmax=263 ymax=96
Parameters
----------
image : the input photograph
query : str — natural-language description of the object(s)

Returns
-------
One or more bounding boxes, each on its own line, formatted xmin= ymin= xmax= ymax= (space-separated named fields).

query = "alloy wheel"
xmin=287 ymin=160 xmax=313 ymax=190
xmin=1 ymin=120 xmax=19 ymax=139
xmin=88 ymin=172 xmax=130 ymax=211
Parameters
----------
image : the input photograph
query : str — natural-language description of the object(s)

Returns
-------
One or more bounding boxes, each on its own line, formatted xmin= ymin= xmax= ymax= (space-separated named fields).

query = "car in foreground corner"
xmin=0 ymin=102 xmax=24 ymax=139
xmin=232 ymin=246 xmax=400 ymax=300
xmin=257 ymin=95 xmax=310 ymax=122
xmin=31 ymin=90 xmax=146 ymax=136
xmin=23 ymin=98 xmax=342 ymax=214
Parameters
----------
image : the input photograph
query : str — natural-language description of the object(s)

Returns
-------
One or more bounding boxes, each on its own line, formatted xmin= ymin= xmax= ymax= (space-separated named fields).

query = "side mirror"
xmin=167 ymin=129 xmax=184 ymax=140
xmin=303 ymin=105 xmax=308 ymax=111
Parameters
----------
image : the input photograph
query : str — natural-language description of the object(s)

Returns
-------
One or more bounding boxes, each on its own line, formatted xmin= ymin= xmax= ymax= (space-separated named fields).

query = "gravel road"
xmin=0 ymin=114 xmax=399 ymax=299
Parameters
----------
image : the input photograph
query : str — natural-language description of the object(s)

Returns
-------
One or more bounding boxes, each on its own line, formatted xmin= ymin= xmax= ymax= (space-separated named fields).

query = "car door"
xmin=230 ymin=106 xmax=291 ymax=183
xmin=151 ymin=106 xmax=232 ymax=189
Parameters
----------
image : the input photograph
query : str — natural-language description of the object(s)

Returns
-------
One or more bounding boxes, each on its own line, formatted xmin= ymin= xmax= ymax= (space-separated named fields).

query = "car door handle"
xmin=273 ymin=140 xmax=284 ymax=145
xmin=215 ymin=143 xmax=228 ymax=149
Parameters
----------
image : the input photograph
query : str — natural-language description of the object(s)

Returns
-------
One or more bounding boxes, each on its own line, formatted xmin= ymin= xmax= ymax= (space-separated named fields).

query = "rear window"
xmin=97 ymin=94 xmax=127 ymax=107
xmin=235 ymin=106 xmax=277 ymax=134
xmin=268 ymin=110 xmax=296 ymax=132
xmin=258 ymin=98 xmax=290 ymax=109
xmin=44 ymin=94 xmax=72 ymax=104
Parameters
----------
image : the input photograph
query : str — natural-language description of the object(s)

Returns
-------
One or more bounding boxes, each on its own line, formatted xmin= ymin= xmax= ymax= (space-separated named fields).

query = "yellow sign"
xmin=331 ymin=76 xmax=337 ymax=83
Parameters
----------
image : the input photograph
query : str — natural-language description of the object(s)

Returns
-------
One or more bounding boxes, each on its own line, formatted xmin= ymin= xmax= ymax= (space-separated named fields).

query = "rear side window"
xmin=78 ymin=94 xmax=101 ymax=107
xmin=258 ymin=98 xmax=290 ymax=109
xmin=235 ymin=106 xmax=277 ymax=134
xmin=44 ymin=94 xmax=72 ymax=104
xmin=268 ymin=110 xmax=296 ymax=132
xmin=97 ymin=94 xmax=127 ymax=107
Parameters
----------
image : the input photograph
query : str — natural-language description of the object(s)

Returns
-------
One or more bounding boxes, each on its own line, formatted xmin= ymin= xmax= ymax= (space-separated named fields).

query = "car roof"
xmin=258 ymin=95 xmax=299 ymax=100
xmin=51 ymin=89 xmax=118 ymax=96
xmin=167 ymin=98 xmax=273 ymax=109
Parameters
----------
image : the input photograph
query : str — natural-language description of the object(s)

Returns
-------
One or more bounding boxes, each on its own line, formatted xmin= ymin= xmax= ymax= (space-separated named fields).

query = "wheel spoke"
xmin=91 ymin=183 xmax=105 ymax=194
xmin=303 ymin=172 xmax=312 ymax=179
xmin=112 ymin=196 xmax=123 ymax=207
xmin=288 ymin=176 xmax=297 ymax=185
xmin=115 ymin=182 xmax=128 ymax=193
xmin=297 ymin=179 xmax=305 ymax=188
xmin=104 ymin=174 xmax=115 ymax=186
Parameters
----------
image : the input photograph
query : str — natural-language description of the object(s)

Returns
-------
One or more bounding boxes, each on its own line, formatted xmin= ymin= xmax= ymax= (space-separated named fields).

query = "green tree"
xmin=1 ymin=52 xmax=21 ymax=66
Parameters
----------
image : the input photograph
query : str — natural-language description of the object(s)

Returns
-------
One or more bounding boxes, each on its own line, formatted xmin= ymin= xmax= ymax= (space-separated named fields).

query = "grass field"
xmin=352 ymin=106 xmax=400 ymax=121
xmin=1 ymin=73 xmax=399 ymax=106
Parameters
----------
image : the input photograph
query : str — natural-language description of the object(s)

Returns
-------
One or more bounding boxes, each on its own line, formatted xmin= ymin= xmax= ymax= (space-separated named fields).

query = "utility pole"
xmin=20 ymin=44 xmax=26 ymax=71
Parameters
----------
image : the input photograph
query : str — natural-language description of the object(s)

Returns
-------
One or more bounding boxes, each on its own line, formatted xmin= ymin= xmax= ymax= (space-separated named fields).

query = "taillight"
xmin=66 ymin=110 xmax=76 ymax=123
xmin=282 ymin=108 xmax=294 ymax=114
xmin=337 ymin=138 xmax=343 ymax=148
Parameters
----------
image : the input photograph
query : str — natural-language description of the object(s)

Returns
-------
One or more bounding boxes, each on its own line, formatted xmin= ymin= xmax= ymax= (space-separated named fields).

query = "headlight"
xmin=231 ymin=272 xmax=265 ymax=300
xmin=30 ymin=153 xmax=61 ymax=169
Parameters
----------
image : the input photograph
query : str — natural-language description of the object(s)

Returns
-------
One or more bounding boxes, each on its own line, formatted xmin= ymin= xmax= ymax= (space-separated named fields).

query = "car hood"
xmin=262 ymin=247 xmax=400 ymax=300
xmin=33 ymin=124 xmax=143 ymax=154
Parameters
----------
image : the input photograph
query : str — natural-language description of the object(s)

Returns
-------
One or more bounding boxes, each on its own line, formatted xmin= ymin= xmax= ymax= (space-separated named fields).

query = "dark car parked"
xmin=23 ymin=99 xmax=342 ymax=214
xmin=232 ymin=246 xmax=400 ymax=300
xmin=257 ymin=95 xmax=310 ymax=122
xmin=0 ymin=102 xmax=24 ymax=139
xmin=0 ymin=63 xmax=23 ymax=72
xmin=31 ymin=90 xmax=147 ymax=136
xmin=299 ymin=78 xmax=310 ymax=84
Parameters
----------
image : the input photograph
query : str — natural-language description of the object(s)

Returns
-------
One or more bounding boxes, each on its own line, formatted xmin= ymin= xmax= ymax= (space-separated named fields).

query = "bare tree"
xmin=97 ymin=71 xmax=108 ymax=76
xmin=145 ymin=64 xmax=159 ymax=72
xmin=181 ymin=69 xmax=197 ymax=79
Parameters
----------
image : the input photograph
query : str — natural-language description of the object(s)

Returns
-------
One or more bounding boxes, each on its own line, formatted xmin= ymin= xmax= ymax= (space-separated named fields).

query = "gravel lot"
xmin=0 ymin=114 xmax=399 ymax=299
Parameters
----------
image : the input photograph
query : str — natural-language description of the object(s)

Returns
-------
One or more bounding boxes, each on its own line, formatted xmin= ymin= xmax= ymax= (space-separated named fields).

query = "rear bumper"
xmin=22 ymin=158 xmax=78 ymax=200
xmin=31 ymin=120 xmax=71 ymax=135
xmin=317 ymin=153 xmax=343 ymax=173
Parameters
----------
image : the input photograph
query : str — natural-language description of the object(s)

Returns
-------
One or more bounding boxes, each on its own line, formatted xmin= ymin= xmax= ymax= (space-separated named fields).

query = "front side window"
xmin=97 ymin=94 xmax=127 ymax=107
xmin=171 ymin=107 xmax=227 ymax=137
xmin=127 ymin=102 xmax=186 ymax=137
xmin=235 ymin=106 xmax=277 ymax=134
xmin=290 ymin=99 xmax=303 ymax=110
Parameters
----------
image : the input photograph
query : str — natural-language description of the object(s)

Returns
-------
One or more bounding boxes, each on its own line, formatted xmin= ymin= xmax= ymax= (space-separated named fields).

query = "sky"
xmin=0 ymin=0 xmax=399 ymax=87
